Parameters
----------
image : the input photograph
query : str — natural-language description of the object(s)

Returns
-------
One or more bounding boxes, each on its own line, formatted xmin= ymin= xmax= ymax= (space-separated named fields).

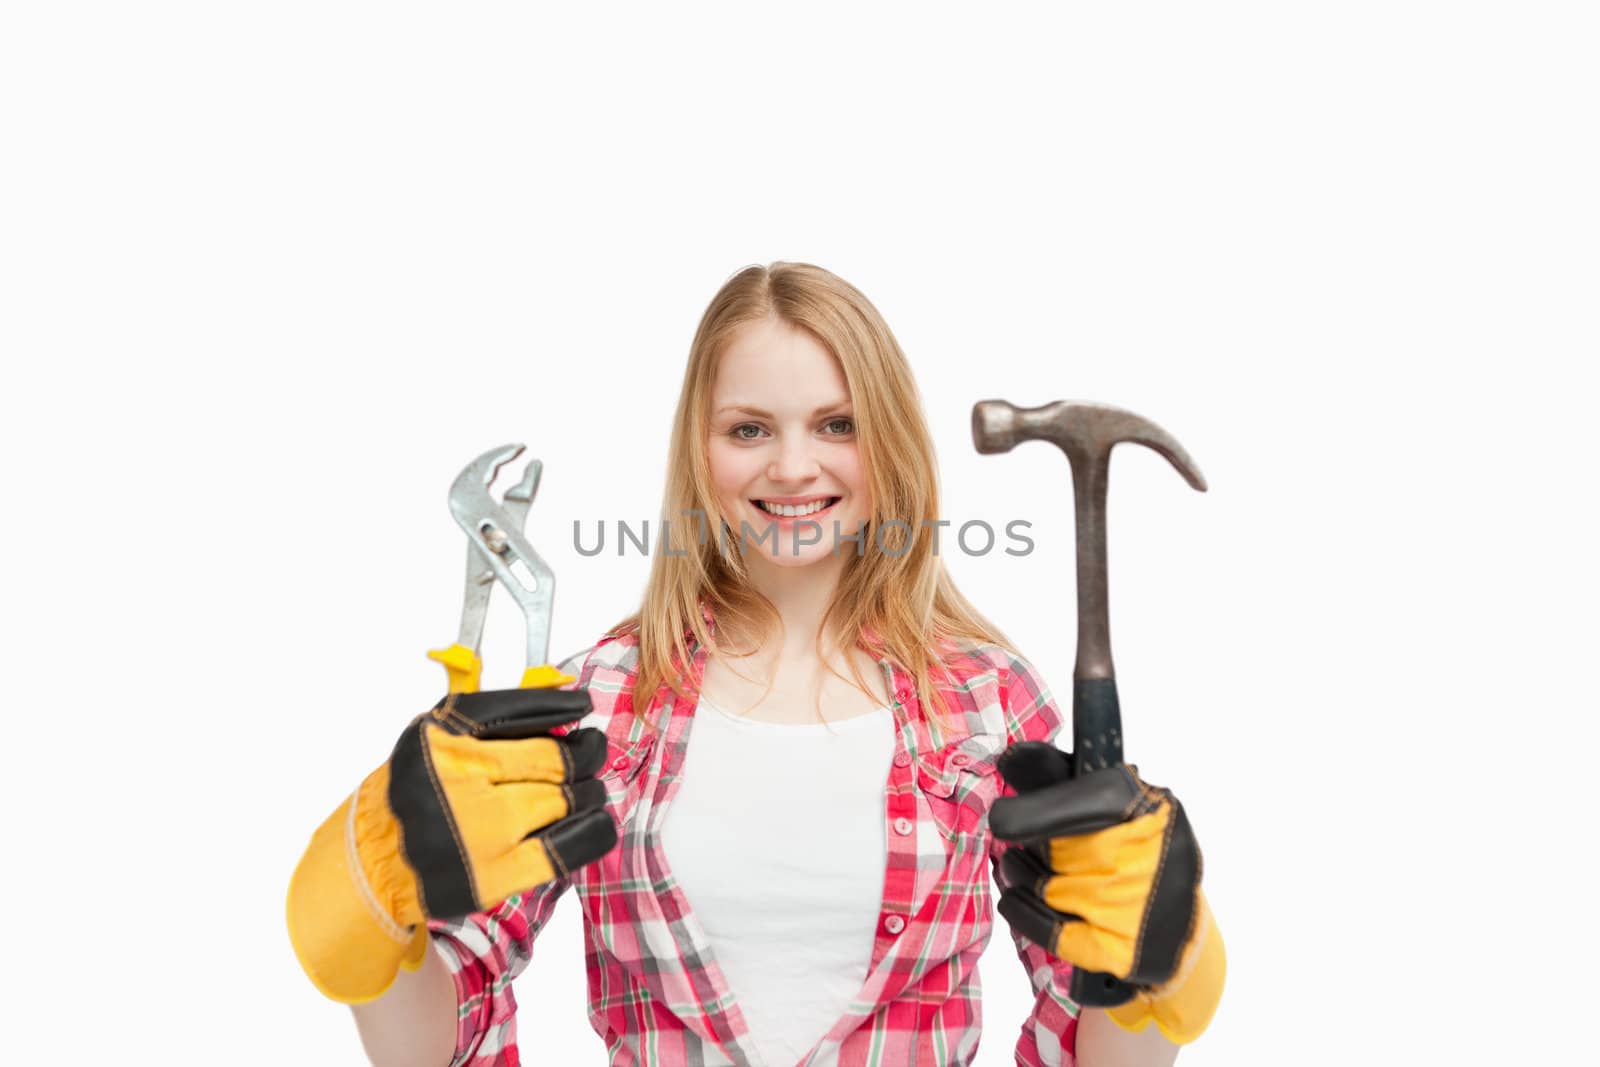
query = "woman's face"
xmin=706 ymin=316 xmax=872 ymax=570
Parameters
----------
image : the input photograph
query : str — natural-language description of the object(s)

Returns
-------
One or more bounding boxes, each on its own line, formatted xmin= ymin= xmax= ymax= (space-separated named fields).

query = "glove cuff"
xmin=1106 ymin=890 xmax=1226 ymax=1044
xmin=285 ymin=769 xmax=428 ymax=1004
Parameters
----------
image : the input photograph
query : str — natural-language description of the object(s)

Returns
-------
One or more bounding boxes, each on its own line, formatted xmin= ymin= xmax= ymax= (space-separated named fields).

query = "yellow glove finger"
xmin=999 ymin=846 xmax=1152 ymax=979
xmin=1051 ymin=917 xmax=1137 ymax=978
xmin=450 ymin=778 xmax=607 ymax=868
xmin=426 ymin=728 xmax=584 ymax=785
xmin=472 ymin=807 xmax=619 ymax=906
xmin=1045 ymin=802 xmax=1169 ymax=877
xmin=1034 ymin=804 xmax=1173 ymax=977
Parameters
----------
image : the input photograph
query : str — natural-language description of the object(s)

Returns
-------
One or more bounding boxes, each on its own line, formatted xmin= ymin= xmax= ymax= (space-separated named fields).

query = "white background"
xmin=2 ymin=3 xmax=1596 ymax=1064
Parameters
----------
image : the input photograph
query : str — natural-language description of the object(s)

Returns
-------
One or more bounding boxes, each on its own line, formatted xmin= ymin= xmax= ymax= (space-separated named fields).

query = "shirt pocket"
xmin=570 ymin=734 xmax=653 ymax=894
xmin=915 ymin=733 xmax=1007 ymax=838
xmin=596 ymin=733 xmax=656 ymax=801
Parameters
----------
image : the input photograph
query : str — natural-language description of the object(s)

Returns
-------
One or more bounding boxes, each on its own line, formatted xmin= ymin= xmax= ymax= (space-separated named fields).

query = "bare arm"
xmin=1076 ymin=1008 xmax=1180 ymax=1067
xmin=349 ymin=939 xmax=459 ymax=1067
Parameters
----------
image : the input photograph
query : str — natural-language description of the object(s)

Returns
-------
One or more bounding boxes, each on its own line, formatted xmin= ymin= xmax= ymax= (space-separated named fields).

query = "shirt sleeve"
xmin=421 ymin=645 xmax=595 ymax=1067
xmin=426 ymin=880 xmax=573 ymax=1067
xmin=991 ymin=652 xmax=1081 ymax=1066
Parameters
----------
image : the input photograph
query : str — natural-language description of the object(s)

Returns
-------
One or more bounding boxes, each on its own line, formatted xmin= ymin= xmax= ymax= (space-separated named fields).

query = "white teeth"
xmin=757 ymin=498 xmax=835 ymax=517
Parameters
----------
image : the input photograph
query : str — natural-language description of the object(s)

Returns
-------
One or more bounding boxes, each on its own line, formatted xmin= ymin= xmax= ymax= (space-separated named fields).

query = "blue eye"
xmin=731 ymin=423 xmax=765 ymax=440
xmin=824 ymin=417 xmax=854 ymax=435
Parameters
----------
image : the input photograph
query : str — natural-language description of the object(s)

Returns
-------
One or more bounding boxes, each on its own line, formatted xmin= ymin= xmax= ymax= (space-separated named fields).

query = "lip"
xmin=750 ymin=495 xmax=842 ymax=523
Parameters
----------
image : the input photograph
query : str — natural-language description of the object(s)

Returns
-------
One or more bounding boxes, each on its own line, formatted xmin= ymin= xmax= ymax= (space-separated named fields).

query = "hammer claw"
xmin=971 ymin=398 xmax=1206 ymax=684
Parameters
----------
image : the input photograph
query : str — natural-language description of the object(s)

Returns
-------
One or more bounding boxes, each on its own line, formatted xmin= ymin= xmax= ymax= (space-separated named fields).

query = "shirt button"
xmin=610 ymin=755 xmax=630 ymax=772
xmin=893 ymin=817 xmax=913 ymax=836
xmin=951 ymin=753 xmax=970 ymax=767
xmin=883 ymin=914 xmax=905 ymax=935
xmin=892 ymin=752 xmax=911 ymax=768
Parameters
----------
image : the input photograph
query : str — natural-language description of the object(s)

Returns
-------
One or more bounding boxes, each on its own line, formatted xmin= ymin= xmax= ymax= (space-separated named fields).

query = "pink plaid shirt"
xmin=426 ymin=604 xmax=1081 ymax=1066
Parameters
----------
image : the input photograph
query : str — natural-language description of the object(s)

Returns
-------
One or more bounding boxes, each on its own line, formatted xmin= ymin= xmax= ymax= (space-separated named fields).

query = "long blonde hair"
xmin=606 ymin=261 xmax=1017 ymax=724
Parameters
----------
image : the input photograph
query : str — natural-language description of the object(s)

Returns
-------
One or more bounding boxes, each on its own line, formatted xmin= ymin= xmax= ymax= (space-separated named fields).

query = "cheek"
xmin=707 ymin=439 xmax=759 ymax=498
xmin=835 ymin=446 xmax=869 ymax=500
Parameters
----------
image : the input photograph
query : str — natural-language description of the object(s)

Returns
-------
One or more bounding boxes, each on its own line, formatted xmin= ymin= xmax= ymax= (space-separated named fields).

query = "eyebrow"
xmin=714 ymin=402 xmax=852 ymax=419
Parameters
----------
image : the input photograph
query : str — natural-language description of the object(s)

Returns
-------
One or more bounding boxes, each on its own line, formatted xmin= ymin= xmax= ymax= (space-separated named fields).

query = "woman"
xmin=288 ymin=262 xmax=1224 ymax=1066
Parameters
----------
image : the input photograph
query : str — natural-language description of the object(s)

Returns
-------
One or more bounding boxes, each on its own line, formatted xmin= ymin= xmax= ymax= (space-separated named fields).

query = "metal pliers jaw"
xmin=427 ymin=444 xmax=573 ymax=693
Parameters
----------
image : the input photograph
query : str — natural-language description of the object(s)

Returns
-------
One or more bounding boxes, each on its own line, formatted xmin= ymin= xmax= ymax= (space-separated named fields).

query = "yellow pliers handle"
xmin=427 ymin=644 xmax=573 ymax=693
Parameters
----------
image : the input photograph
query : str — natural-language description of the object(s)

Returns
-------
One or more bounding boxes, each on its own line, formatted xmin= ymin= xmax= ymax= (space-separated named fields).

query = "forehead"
xmin=712 ymin=317 xmax=850 ymax=403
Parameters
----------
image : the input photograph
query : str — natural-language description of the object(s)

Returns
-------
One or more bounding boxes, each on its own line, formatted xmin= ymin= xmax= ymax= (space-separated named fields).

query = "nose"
xmin=767 ymin=433 xmax=821 ymax=483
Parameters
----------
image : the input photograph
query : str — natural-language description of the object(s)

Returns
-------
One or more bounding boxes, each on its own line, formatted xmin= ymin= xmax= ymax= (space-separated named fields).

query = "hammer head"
xmin=972 ymin=399 xmax=1207 ymax=492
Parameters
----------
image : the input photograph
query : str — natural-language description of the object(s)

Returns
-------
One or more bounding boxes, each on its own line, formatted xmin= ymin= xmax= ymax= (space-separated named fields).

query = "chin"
xmin=742 ymin=523 xmax=858 ymax=567
xmin=762 ymin=547 xmax=841 ymax=569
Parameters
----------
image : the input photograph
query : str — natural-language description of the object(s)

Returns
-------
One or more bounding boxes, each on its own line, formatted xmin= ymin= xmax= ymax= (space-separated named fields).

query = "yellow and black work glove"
xmin=990 ymin=742 xmax=1225 ymax=1044
xmin=286 ymin=687 xmax=617 ymax=1004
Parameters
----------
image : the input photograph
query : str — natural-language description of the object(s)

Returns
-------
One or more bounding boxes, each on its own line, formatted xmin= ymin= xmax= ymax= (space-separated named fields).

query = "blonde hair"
xmin=606 ymin=261 xmax=1017 ymax=725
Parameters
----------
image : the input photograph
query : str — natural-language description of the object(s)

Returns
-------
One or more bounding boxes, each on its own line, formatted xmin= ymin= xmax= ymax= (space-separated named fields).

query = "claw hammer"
xmin=972 ymin=399 xmax=1206 ymax=1007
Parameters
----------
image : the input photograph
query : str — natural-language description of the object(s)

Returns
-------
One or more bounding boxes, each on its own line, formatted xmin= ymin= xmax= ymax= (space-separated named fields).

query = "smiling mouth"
xmin=751 ymin=496 xmax=842 ymax=520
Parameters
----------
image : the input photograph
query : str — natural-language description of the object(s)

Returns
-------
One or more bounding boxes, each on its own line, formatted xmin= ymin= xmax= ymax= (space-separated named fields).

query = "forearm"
xmin=1075 ymin=1008 xmax=1179 ymax=1067
xmin=350 ymin=938 xmax=459 ymax=1067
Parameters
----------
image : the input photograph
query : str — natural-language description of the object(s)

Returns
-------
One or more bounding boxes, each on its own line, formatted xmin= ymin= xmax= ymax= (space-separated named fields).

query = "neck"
xmin=731 ymin=547 xmax=852 ymax=664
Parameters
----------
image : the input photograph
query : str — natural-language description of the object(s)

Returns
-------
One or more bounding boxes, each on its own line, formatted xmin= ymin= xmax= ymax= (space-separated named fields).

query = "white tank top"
xmin=659 ymin=694 xmax=896 ymax=1067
